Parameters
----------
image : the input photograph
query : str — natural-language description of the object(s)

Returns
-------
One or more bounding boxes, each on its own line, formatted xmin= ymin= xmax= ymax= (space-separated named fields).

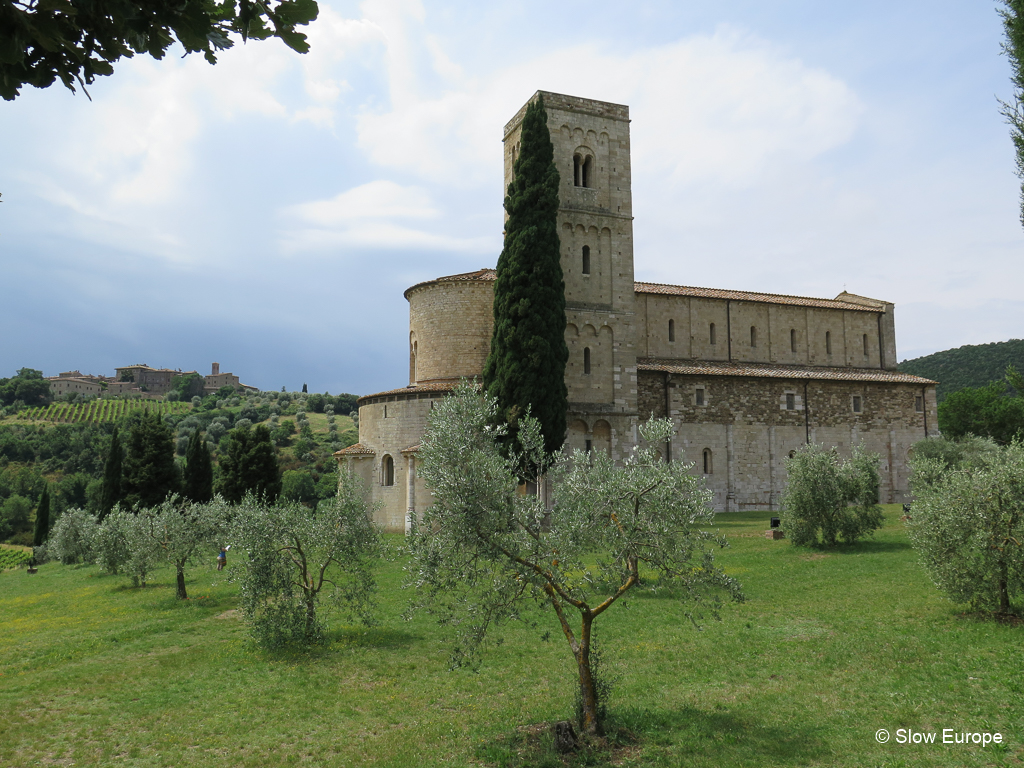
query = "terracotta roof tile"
xmin=638 ymin=358 xmax=937 ymax=384
xmin=634 ymin=282 xmax=880 ymax=311
xmin=358 ymin=380 xmax=461 ymax=403
xmin=333 ymin=443 xmax=376 ymax=457
xmin=404 ymin=268 xmax=497 ymax=299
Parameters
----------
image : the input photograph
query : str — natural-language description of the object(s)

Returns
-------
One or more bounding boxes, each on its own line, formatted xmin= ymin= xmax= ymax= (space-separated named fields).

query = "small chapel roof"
xmin=404 ymin=268 xmax=497 ymax=299
xmin=637 ymin=358 xmax=936 ymax=384
xmin=333 ymin=443 xmax=376 ymax=457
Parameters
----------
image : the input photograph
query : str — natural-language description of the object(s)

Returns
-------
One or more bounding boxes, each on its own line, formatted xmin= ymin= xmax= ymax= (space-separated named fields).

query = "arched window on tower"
xmin=750 ymin=326 xmax=757 ymax=348
xmin=790 ymin=329 xmax=797 ymax=354
xmin=863 ymin=334 xmax=869 ymax=358
xmin=710 ymin=323 xmax=716 ymax=345
xmin=668 ymin=319 xmax=675 ymax=343
xmin=826 ymin=331 xmax=833 ymax=355
xmin=582 ymin=245 xmax=591 ymax=275
xmin=381 ymin=455 xmax=395 ymax=487
xmin=573 ymin=153 xmax=594 ymax=187
xmin=583 ymin=347 xmax=591 ymax=375
xmin=703 ymin=448 xmax=713 ymax=475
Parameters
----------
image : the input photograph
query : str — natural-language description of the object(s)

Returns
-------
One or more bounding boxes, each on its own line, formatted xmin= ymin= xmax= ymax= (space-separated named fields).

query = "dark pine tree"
xmin=181 ymin=429 xmax=214 ymax=503
xmin=122 ymin=411 xmax=180 ymax=509
xmin=483 ymin=93 xmax=568 ymax=455
xmin=215 ymin=424 xmax=281 ymax=503
xmin=302 ymin=383 xmax=308 ymax=393
xmin=33 ymin=483 xmax=50 ymax=546
xmin=99 ymin=426 xmax=124 ymax=520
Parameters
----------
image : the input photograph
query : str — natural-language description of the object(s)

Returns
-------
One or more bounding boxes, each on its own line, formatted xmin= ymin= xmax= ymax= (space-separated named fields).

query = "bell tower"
xmin=503 ymin=92 xmax=639 ymax=456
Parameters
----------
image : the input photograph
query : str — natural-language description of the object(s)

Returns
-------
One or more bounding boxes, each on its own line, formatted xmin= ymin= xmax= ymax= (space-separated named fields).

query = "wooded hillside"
xmin=899 ymin=339 xmax=1024 ymax=401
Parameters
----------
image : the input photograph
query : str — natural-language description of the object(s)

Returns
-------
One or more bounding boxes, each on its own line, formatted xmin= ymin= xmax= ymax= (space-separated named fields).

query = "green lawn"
xmin=1 ymin=507 xmax=1020 ymax=767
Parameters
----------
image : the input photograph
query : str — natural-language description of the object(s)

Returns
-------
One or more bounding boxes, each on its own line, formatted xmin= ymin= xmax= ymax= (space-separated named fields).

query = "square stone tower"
xmin=503 ymin=92 xmax=639 ymax=458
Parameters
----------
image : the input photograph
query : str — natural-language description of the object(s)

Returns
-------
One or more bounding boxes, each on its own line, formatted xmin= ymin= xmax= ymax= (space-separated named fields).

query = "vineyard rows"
xmin=20 ymin=399 xmax=190 ymax=424
xmin=0 ymin=547 xmax=32 ymax=570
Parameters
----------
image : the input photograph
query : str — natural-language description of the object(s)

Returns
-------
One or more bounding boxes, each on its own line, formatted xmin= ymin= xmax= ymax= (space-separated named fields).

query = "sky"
xmin=2 ymin=0 xmax=1022 ymax=396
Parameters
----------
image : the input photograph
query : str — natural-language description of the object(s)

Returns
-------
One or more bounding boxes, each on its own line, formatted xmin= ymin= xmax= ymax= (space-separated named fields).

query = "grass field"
xmin=0 ymin=507 xmax=1020 ymax=767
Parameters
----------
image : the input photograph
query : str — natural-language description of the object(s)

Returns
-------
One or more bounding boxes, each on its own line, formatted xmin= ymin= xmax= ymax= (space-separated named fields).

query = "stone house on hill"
xmin=336 ymin=91 xmax=938 ymax=533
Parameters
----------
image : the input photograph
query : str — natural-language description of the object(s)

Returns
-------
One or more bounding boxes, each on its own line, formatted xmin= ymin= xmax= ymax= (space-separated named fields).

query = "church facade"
xmin=336 ymin=91 xmax=938 ymax=533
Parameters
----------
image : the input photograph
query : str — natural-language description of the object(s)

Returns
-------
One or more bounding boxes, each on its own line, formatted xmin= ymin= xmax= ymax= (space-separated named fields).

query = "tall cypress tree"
xmin=483 ymin=94 xmax=568 ymax=455
xmin=182 ymin=429 xmax=214 ymax=503
xmin=99 ymin=426 xmax=123 ymax=519
xmin=1001 ymin=1 xmax=1024 ymax=227
xmin=33 ymin=483 xmax=50 ymax=546
xmin=122 ymin=411 xmax=180 ymax=509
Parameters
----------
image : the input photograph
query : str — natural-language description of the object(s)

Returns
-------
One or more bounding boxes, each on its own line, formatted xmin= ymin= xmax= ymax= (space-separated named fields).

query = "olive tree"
xmin=48 ymin=507 xmax=99 ymax=564
xmin=95 ymin=506 xmax=162 ymax=587
xmin=779 ymin=444 xmax=884 ymax=547
xmin=408 ymin=385 xmax=743 ymax=737
xmin=138 ymin=497 xmax=231 ymax=598
xmin=231 ymin=476 xmax=380 ymax=648
xmin=908 ymin=441 xmax=1024 ymax=615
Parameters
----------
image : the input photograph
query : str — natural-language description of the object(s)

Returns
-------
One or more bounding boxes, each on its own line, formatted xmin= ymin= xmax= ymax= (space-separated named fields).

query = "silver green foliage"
xmin=94 ymin=505 xmax=134 ymax=575
xmin=908 ymin=440 xmax=1024 ymax=614
xmin=407 ymin=384 xmax=742 ymax=735
xmin=94 ymin=506 xmax=161 ymax=586
xmin=48 ymin=507 xmax=99 ymax=564
xmin=779 ymin=444 xmax=884 ymax=547
xmin=231 ymin=478 xmax=381 ymax=649
xmin=137 ymin=497 xmax=231 ymax=595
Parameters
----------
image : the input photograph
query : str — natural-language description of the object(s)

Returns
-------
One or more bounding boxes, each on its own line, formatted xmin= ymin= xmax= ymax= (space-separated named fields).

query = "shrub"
xmin=907 ymin=442 xmax=1024 ymax=614
xmin=779 ymin=444 xmax=884 ymax=547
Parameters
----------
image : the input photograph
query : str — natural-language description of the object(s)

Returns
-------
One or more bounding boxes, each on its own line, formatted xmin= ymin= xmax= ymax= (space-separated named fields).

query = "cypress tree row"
xmin=216 ymin=424 xmax=281 ymax=503
xmin=99 ymin=427 xmax=123 ymax=520
xmin=483 ymin=94 xmax=568 ymax=455
xmin=182 ymin=429 xmax=214 ymax=503
xmin=33 ymin=484 xmax=50 ymax=546
xmin=122 ymin=411 xmax=180 ymax=509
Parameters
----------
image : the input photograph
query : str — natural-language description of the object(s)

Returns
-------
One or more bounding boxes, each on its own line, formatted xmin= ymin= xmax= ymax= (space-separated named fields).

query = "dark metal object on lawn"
xmin=770 ymin=517 xmax=780 ymax=528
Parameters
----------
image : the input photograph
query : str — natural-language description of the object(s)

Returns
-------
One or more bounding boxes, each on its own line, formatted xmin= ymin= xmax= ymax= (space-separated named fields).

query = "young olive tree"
xmin=96 ymin=506 xmax=162 ymax=587
xmin=908 ymin=442 xmax=1024 ymax=615
xmin=137 ymin=497 xmax=231 ymax=599
xmin=779 ymin=444 xmax=884 ymax=547
xmin=48 ymin=507 xmax=99 ymax=565
xmin=408 ymin=385 xmax=743 ymax=737
xmin=94 ymin=505 xmax=133 ymax=575
xmin=232 ymin=475 xmax=380 ymax=648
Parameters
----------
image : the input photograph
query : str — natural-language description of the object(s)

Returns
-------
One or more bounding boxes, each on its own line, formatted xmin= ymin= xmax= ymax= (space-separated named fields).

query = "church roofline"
xmin=503 ymin=91 xmax=630 ymax=137
xmin=638 ymin=358 xmax=936 ymax=385
xmin=403 ymin=268 xmax=496 ymax=300
xmin=634 ymin=282 xmax=882 ymax=312
xmin=402 ymin=268 xmax=886 ymax=313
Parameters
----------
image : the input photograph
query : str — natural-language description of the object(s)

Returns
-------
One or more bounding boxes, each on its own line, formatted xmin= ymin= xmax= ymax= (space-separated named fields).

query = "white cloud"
xmin=286 ymin=180 xmax=439 ymax=224
xmin=353 ymin=24 xmax=862 ymax=190
xmin=279 ymin=180 xmax=494 ymax=253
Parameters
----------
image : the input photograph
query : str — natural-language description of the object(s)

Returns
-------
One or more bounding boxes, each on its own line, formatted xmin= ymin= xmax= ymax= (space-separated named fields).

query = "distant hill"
xmin=898 ymin=339 xmax=1024 ymax=402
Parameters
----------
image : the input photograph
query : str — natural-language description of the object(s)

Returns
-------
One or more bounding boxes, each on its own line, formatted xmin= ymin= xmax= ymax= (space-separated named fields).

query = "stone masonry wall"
xmin=636 ymin=293 xmax=886 ymax=369
xmin=638 ymin=370 xmax=937 ymax=510
xmin=407 ymin=280 xmax=494 ymax=384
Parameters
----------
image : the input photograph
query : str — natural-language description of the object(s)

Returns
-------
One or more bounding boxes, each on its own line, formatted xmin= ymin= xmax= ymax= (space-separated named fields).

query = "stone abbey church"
xmin=336 ymin=91 xmax=938 ymax=533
